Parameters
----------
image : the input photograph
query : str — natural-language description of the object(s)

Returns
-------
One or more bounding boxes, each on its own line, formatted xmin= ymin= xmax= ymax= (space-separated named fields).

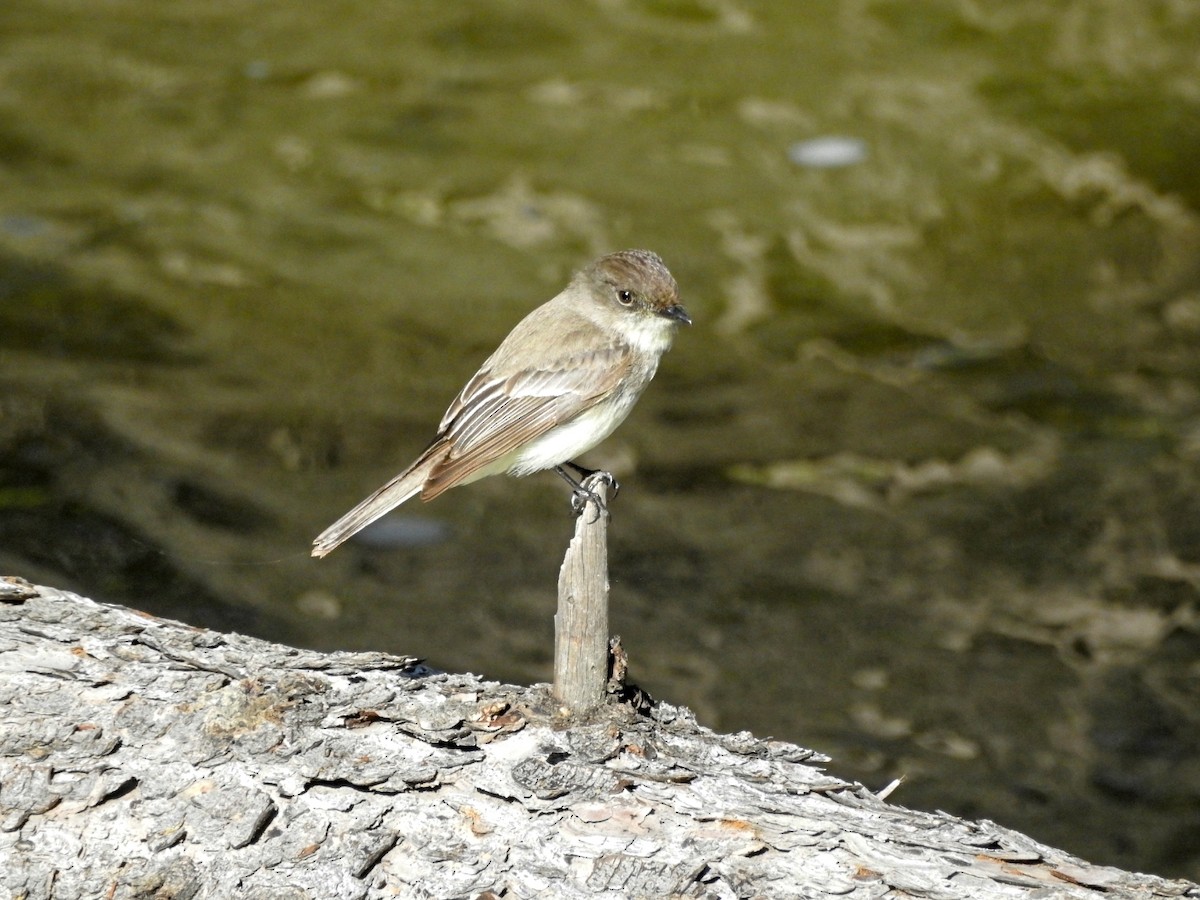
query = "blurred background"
xmin=2 ymin=0 xmax=1199 ymax=879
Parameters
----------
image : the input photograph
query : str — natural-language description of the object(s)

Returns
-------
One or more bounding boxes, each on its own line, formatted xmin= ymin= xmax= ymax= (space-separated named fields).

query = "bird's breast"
xmin=505 ymin=373 xmax=652 ymax=477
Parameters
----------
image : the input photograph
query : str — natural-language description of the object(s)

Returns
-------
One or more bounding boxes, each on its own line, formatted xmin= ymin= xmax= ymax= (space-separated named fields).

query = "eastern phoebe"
xmin=312 ymin=249 xmax=690 ymax=558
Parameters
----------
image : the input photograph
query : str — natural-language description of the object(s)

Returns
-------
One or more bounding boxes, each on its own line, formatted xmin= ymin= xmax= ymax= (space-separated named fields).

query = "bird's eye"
xmin=616 ymin=289 xmax=634 ymax=306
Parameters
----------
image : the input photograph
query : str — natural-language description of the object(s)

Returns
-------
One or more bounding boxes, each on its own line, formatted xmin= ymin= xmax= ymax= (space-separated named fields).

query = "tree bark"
xmin=1 ymin=577 xmax=1196 ymax=900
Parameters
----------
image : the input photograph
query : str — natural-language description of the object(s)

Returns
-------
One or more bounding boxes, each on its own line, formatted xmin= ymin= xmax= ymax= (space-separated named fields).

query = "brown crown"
xmin=584 ymin=249 xmax=679 ymax=307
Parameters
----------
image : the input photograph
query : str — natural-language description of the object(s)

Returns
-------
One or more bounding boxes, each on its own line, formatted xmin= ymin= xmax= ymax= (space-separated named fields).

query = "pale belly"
xmin=505 ymin=390 xmax=643 ymax=477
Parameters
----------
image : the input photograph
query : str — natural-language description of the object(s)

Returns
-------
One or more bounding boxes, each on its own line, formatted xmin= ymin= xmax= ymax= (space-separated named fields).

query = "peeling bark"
xmin=1 ymin=577 xmax=1196 ymax=900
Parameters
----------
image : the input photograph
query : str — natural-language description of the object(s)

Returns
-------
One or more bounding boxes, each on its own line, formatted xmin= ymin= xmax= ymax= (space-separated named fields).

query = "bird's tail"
xmin=311 ymin=453 xmax=440 ymax=558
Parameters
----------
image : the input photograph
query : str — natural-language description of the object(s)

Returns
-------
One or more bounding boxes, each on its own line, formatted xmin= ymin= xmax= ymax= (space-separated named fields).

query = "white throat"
xmin=618 ymin=312 xmax=677 ymax=358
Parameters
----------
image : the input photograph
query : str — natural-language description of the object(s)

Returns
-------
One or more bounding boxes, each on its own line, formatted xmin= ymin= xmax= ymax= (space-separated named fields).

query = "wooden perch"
xmin=1 ymin=577 xmax=1198 ymax=900
xmin=554 ymin=476 xmax=610 ymax=712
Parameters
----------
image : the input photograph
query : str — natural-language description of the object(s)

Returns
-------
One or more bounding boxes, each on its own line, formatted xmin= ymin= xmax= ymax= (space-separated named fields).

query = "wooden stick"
xmin=552 ymin=477 xmax=610 ymax=712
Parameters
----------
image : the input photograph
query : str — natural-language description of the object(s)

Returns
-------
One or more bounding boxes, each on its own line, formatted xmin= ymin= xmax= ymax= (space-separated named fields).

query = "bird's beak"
xmin=662 ymin=304 xmax=692 ymax=326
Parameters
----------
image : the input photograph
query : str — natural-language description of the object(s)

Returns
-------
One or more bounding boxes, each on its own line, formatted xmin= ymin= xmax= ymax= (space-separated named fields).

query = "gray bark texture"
xmin=1 ymin=576 xmax=1197 ymax=900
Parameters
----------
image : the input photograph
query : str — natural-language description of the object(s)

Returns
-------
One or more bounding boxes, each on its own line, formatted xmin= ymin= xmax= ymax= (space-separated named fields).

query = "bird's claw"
xmin=570 ymin=489 xmax=594 ymax=518
xmin=570 ymin=471 xmax=618 ymax=522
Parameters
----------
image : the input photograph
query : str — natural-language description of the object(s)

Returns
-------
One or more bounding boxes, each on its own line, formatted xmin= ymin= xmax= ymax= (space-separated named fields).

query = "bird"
xmin=312 ymin=249 xmax=690 ymax=558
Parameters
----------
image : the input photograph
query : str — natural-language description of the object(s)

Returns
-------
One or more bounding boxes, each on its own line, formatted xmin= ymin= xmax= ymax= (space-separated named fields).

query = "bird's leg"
xmin=554 ymin=465 xmax=602 ymax=518
xmin=561 ymin=461 xmax=620 ymax=501
xmin=554 ymin=463 xmax=618 ymax=519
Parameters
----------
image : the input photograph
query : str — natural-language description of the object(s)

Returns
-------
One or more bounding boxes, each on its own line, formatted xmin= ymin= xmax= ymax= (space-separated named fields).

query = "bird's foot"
xmin=571 ymin=472 xmax=618 ymax=521
xmin=555 ymin=464 xmax=619 ymax=521
xmin=562 ymin=461 xmax=620 ymax=502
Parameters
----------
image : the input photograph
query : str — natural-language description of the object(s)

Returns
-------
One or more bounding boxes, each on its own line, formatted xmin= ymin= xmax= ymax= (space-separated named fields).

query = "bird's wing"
xmin=422 ymin=342 xmax=632 ymax=498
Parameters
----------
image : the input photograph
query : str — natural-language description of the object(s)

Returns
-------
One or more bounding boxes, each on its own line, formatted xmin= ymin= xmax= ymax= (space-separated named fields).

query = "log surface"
xmin=1 ymin=578 xmax=1196 ymax=900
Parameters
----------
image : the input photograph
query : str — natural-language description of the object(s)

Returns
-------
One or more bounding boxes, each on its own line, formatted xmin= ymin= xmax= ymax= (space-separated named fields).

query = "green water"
xmin=3 ymin=0 xmax=1200 ymax=877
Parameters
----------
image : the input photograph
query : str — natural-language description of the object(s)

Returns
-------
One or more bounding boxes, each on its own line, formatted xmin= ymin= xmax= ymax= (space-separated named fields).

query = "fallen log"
xmin=1 ymin=577 xmax=1196 ymax=900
